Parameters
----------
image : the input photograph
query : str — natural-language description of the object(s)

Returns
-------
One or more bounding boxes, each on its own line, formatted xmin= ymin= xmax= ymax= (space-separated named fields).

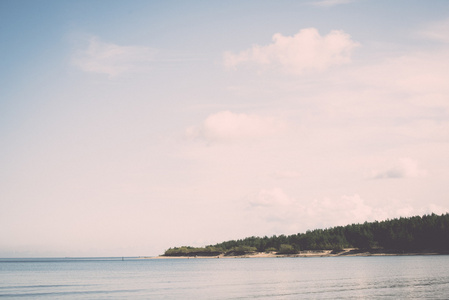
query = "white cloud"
xmin=72 ymin=37 xmax=157 ymax=77
xmin=249 ymin=188 xmax=295 ymax=208
xmin=224 ymin=28 xmax=359 ymax=74
xmin=417 ymin=18 xmax=449 ymax=43
xmin=186 ymin=110 xmax=287 ymax=142
xmin=377 ymin=51 xmax=449 ymax=96
xmin=245 ymin=191 xmax=378 ymax=232
xmin=368 ymin=158 xmax=428 ymax=179
xmin=246 ymin=188 xmax=302 ymax=231
xmin=246 ymin=190 xmax=448 ymax=234
xmin=305 ymin=194 xmax=375 ymax=226
xmin=314 ymin=46 xmax=449 ymax=120
xmin=309 ymin=0 xmax=356 ymax=8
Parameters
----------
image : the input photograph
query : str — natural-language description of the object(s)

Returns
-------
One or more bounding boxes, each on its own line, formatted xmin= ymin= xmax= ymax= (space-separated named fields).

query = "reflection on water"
xmin=1 ymin=255 xmax=448 ymax=299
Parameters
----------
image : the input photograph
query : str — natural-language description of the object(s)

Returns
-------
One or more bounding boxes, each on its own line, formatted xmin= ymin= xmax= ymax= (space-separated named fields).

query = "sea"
xmin=1 ymin=255 xmax=448 ymax=299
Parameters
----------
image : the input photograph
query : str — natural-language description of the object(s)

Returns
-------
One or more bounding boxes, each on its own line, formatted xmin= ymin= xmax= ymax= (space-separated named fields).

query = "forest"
xmin=163 ymin=213 xmax=449 ymax=256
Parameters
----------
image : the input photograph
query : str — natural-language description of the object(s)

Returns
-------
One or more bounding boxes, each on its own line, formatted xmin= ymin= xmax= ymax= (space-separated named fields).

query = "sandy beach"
xmin=145 ymin=248 xmax=443 ymax=259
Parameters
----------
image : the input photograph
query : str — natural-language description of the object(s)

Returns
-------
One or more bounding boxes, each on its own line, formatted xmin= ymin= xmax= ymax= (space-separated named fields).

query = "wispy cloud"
xmin=368 ymin=158 xmax=428 ymax=180
xmin=186 ymin=111 xmax=287 ymax=142
xmin=224 ymin=28 xmax=359 ymax=74
xmin=416 ymin=18 xmax=449 ymax=43
xmin=249 ymin=188 xmax=295 ymax=208
xmin=72 ymin=37 xmax=157 ymax=77
xmin=308 ymin=0 xmax=356 ymax=8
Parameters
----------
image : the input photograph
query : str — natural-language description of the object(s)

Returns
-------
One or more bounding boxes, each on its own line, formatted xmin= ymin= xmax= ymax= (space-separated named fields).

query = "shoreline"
xmin=145 ymin=249 xmax=445 ymax=259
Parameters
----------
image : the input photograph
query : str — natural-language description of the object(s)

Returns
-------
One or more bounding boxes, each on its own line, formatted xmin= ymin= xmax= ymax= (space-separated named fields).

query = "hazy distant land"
xmin=159 ymin=213 xmax=449 ymax=258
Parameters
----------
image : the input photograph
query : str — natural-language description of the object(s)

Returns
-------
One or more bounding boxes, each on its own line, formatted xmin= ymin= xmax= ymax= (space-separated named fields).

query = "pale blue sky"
xmin=1 ymin=0 xmax=449 ymax=257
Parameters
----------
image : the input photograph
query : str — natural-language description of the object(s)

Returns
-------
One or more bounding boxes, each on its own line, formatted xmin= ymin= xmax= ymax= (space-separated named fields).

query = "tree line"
xmin=163 ymin=213 xmax=449 ymax=256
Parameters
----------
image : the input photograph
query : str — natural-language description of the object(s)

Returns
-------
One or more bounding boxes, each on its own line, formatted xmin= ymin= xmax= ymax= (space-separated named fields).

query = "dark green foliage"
xmin=224 ymin=245 xmax=257 ymax=256
xmin=265 ymin=247 xmax=277 ymax=252
xmin=277 ymin=244 xmax=297 ymax=254
xmin=163 ymin=213 xmax=449 ymax=256
xmin=163 ymin=246 xmax=222 ymax=257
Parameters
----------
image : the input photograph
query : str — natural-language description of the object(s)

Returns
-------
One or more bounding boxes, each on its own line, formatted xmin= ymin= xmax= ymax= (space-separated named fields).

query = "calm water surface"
xmin=1 ymin=255 xmax=448 ymax=299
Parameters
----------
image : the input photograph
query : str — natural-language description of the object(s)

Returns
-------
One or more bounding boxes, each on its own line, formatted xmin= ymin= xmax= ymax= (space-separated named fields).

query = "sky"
xmin=1 ymin=0 xmax=449 ymax=257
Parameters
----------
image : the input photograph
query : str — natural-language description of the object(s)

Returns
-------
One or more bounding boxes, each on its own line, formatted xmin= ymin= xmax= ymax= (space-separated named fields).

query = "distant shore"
xmin=146 ymin=248 xmax=445 ymax=259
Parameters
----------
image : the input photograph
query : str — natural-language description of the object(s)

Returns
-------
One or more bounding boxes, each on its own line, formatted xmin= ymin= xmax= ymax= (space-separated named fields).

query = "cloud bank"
xmin=246 ymin=189 xmax=447 ymax=234
xmin=224 ymin=28 xmax=359 ymax=74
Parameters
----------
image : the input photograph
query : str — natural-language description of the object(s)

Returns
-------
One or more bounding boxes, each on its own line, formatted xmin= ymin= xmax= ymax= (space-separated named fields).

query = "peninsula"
xmin=160 ymin=213 xmax=449 ymax=258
